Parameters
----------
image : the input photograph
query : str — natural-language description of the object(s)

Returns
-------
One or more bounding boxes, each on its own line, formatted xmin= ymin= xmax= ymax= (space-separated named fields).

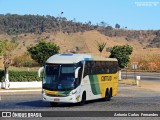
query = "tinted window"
xmin=83 ymin=61 xmax=118 ymax=77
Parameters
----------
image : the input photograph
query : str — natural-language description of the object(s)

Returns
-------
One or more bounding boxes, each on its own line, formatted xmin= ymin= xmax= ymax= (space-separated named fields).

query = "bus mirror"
xmin=38 ymin=67 xmax=44 ymax=77
xmin=75 ymin=67 xmax=81 ymax=78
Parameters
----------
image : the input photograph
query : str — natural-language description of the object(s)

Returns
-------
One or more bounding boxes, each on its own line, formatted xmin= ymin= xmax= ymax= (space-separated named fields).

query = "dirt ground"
xmin=139 ymin=80 xmax=160 ymax=92
xmin=119 ymin=79 xmax=160 ymax=93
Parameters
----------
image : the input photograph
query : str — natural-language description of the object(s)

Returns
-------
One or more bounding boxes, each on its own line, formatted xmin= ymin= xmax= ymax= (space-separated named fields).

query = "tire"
xmin=79 ymin=92 xmax=86 ymax=105
xmin=110 ymin=88 xmax=112 ymax=97
xmin=104 ymin=89 xmax=111 ymax=101
xmin=50 ymin=102 xmax=58 ymax=106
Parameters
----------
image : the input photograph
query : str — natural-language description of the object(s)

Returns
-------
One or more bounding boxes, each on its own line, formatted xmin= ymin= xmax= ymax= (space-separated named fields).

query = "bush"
xmin=0 ymin=70 xmax=5 ymax=82
xmin=12 ymin=54 xmax=39 ymax=67
xmin=0 ymin=70 xmax=41 ymax=82
xmin=109 ymin=45 xmax=133 ymax=68
xmin=130 ymin=55 xmax=160 ymax=72
xmin=27 ymin=40 xmax=60 ymax=65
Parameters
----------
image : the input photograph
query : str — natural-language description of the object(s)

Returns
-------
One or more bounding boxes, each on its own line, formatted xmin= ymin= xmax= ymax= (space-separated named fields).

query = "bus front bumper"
xmin=42 ymin=94 xmax=80 ymax=103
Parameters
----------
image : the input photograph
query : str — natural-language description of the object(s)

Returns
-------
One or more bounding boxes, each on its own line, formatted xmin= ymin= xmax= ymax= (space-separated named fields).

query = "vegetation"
xmin=0 ymin=70 xmax=41 ymax=82
xmin=0 ymin=14 xmax=159 ymax=49
xmin=115 ymin=23 xmax=120 ymax=29
xmin=12 ymin=54 xmax=39 ymax=67
xmin=0 ymin=14 xmax=96 ymax=35
xmin=0 ymin=40 xmax=18 ymax=57
xmin=0 ymin=41 xmax=4 ymax=55
xmin=96 ymin=41 xmax=106 ymax=55
xmin=109 ymin=45 xmax=133 ymax=68
xmin=135 ymin=55 xmax=160 ymax=72
xmin=27 ymin=40 xmax=60 ymax=65
xmin=119 ymin=79 xmax=136 ymax=85
xmin=147 ymin=33 xmax=160 ymax=48
xmin=0 ymin=40 xmax=18 ymax=83
xmin=0 ymin=14 xmax=159 ymax=73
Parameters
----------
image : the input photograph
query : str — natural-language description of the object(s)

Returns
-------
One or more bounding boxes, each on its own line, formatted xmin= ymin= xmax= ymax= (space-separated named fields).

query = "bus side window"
xmin=75 ymin=67 xmax=82 ymax=87
xmin=83 ymin=61 xmax=89 ymax=78
xmin=107 ymin=69 xmax=110 ymax=73
xmin=83 ymin=61 xmax=94 ymax=77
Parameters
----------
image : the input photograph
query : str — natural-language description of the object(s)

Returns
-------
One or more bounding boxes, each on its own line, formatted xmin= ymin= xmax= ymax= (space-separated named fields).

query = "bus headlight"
xmin=68 ymin=90 xmax=77 ymax=96
xmin=72 ymin=90 xmax=77 ymax=94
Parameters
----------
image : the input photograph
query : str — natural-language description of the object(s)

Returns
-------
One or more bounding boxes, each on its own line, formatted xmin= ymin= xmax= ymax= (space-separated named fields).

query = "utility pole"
xmin=58 ymin=12 xmax=63 ymax=33
xmin=125 ymin=65 xmax=128 ymax=79
xmin=132 ymin=64 xmax=137 ymax=82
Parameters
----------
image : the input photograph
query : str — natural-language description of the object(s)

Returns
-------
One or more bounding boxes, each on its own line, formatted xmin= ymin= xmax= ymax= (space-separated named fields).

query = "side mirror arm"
xmin=38 ymin=67 xmax=44 ymax=77
xmin=75 ymin=67 xmax=81 ymax=78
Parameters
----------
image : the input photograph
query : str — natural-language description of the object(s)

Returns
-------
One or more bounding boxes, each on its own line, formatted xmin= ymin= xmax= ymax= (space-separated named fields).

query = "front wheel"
xmin=79 ymin=92 xmax=86 ymax=105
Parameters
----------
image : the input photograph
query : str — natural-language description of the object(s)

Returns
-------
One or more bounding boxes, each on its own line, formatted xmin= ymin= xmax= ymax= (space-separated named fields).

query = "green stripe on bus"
xmin=89 ymin=75 xmax=101 ymax=95
xmin=93 ymin=75 xmax=101 ymax=95
xmin=58 ymin=91 xmax=71 ymax=95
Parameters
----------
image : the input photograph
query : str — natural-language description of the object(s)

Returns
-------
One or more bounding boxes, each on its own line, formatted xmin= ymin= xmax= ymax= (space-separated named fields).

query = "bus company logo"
xmin=2 ymin=112 xmax=11 ymax=117
xmin=101 ymin=76 xmax=112 ymax=81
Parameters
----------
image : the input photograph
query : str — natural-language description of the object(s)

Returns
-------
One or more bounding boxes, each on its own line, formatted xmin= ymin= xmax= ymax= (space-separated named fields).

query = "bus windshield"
xmin=43 ymin=64 xmax=77 ymax=91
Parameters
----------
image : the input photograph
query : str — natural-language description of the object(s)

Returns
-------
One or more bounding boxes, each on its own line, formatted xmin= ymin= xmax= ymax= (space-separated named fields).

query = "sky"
xmin=0 ymin=0 xmax=160 ymax=30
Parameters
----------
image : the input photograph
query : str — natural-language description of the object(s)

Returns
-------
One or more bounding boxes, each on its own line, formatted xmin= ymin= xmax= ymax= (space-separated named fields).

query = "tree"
xmin=115 ymin=23 xmax=120 ymax=29
xmin=96 ymin=41 xmax=106 ymax=55
xmin=2 ymin=41 xmax=18 ymax=73
xmin=1 ymin=41 xmax=18 ymax=89
xmin=109 ymin=45 xmax=133 ymax=68
xmin=100 ymin=21 xmax=107 ymax=27
xmin=27 ymin=40 xmax=60 ymax=65
xmin=0 ymin=41 xmax=4 ymax=55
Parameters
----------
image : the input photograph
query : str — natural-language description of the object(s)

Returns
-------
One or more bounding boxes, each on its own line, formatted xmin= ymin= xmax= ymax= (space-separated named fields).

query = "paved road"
xmin=1 ymin=84 xmax=160 ymax=110
xmin=0 ymin=84 xmax=160 ymax=119
xmin=122 ymin=72 xmax=160 ymax=82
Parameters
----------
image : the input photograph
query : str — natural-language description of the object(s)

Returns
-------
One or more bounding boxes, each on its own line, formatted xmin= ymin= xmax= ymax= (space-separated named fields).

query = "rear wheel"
xmin=50 ymin=102 xmax=58 ymax=106
xmin=104 ymin=89 xmax=111 ymax=101
xmin=110 ymin=88 xmax=112 ymax=97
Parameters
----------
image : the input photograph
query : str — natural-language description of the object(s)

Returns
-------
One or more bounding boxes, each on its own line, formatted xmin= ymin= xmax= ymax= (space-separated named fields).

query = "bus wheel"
xmin=110 ymin=88 xmax=112 ymax=97
xmin=50 ymin=102 xmax=58 ymax=106
xmin=104 ymin=89 xmax=111 ymax=101
xmin=79 ymin=92 xmax=86 ymax=105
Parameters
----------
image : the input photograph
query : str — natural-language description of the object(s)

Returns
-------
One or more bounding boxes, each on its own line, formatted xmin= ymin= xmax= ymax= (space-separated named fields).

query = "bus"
xmin=40 ymin=54 xmax=119 ymax=106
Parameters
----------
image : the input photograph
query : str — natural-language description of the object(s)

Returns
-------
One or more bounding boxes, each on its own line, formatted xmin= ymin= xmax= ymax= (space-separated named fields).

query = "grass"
xmin=119 ymin=79 xmax=137 ymax=85
xmin=0 ymin=88 xmax=41 ymax=90
xmin=0 ymin=66 xmax=41 ymax=72
xmin=8 ymin=66 xmax=41 ymax=71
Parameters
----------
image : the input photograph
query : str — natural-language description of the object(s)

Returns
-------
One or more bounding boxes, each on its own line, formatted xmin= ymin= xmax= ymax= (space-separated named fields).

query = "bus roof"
xmin=46 ymin=54 xmax=117 ymax=64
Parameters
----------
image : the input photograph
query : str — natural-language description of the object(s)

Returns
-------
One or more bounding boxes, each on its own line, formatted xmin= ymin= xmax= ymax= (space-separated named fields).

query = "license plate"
xmin=54 ymin=98 xmax=60 ymax=102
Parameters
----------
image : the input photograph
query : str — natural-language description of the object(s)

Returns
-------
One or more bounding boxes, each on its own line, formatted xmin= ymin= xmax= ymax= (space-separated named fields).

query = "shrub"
xmin=0 ymin=70 xmax=5 ymax=82
xmin=138 ymin=59 xmax=149 ymax=71
xmin=130 ymin=55 xmax=160 ymax=72
xmin=109 ymin=45 xmax=133 ymax=68
xmin=0 ymin=70 xmax=41 ymax=82
xmin=27 ymin=40 xmax=60 ymax=65
xmin=12 ymin=54 xmax=39 ymax=67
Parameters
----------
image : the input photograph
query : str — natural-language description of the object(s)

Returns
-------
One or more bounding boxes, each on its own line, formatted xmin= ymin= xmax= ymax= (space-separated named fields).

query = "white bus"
xmin=40 ymin=54 xmax=119 ymax=106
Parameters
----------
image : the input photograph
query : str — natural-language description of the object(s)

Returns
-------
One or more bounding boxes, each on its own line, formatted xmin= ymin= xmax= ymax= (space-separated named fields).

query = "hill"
xmin=0 ymin=14 xmax=160 ymax=68
xmin=0 ymin=14 xmax=95 ymax=35
xmin=0 ymin=30 xmax=159 ymax=57
xmin=0 ymin=14 xmax=160 ymax=49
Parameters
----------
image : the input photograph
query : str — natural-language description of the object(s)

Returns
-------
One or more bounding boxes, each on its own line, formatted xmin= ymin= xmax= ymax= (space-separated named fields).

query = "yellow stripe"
xmin=44 ymin=89 xmax=58 ymax=95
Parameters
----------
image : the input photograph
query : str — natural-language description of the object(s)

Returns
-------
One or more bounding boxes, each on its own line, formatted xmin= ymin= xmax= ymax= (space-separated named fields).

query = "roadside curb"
xmin=0 ymin=89 xmax=41 ymax=93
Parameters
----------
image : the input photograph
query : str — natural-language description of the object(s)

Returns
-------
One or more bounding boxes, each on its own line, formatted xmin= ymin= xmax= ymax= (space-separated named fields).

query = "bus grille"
xmin=46 ymin=93 xmax=67 ymax=97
